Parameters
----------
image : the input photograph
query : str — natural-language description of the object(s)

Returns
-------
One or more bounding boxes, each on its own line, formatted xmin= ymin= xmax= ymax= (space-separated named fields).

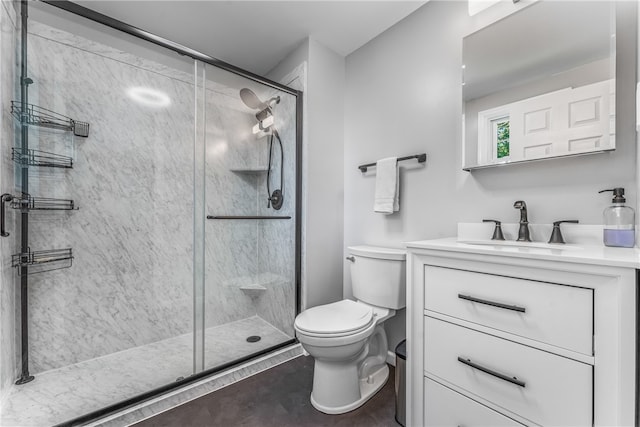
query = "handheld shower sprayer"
xmin=240 ymin=88 xmax=280 ymax=132
xmin=239 ymin=88 xmax=285 ymax=210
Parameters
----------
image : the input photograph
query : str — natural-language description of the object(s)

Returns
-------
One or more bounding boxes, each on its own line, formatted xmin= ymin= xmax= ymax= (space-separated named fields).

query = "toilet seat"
xmin=295 ymin=300 xmax=374 ymax=337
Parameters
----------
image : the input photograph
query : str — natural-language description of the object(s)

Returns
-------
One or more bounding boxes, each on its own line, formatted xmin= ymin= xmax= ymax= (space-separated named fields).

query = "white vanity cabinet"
xmin=406 ymin=239 xmax=638 ymax=427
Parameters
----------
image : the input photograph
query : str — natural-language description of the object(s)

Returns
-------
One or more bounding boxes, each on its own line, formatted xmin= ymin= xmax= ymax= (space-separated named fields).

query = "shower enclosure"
xmin=0 ymin=1 xmax=301 ymax=425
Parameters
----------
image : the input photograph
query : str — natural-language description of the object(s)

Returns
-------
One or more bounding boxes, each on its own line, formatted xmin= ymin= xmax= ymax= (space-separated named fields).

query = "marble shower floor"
xmin=0 ymin=316 xmax=291 ymax=427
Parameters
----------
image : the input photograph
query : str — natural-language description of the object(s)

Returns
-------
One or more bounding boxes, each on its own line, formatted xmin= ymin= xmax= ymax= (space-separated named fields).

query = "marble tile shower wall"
xmin=25 ymin=27 xmax=195 ymax=373
xmin=0 ymin=0 xmax=17 ymax=403
xmin=255 ymin=92 xmax=297 ymax=336
xmin=204 ymin=94 xmax=261 ymax=328
xmin=203 ymin=87 xmax=297 ymax=338
xmin=18 ymin=20 xmax=297 ymax=373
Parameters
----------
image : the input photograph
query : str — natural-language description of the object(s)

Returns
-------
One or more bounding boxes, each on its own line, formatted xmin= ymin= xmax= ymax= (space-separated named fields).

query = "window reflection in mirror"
xmin=462 ymin=1 xmax=616 ymax=170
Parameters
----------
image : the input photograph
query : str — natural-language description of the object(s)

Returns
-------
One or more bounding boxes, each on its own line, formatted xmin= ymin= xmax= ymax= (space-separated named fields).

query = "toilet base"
xmin=310 ymin=364 xmax=389 ymax=415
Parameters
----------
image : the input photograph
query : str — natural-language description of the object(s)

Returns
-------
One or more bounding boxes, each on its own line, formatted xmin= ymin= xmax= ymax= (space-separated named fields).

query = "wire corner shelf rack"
xmin=12 ymin=147 xmax=73 ymax=169
xmin=11 ymin=248 xmax=74 ymax=275
xmin=11 ymin=101 xmax=90 ymax=137
xmin=10 ymin=195 xmax=77 ymax=211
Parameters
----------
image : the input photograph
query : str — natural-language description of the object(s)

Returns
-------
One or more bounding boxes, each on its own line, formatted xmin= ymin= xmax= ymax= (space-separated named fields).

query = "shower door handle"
xmin=1 ymin=194 xmax=14 ymax=237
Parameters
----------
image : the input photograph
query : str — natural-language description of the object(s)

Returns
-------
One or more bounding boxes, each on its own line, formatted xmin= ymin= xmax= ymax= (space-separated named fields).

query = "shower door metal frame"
xmin=42 ymin=1 xmax=300 ymax=97
xmin=15 ymin=0 xmax=34 ymax=386
xmin=29 ymin=2 xmax=303 ymax=426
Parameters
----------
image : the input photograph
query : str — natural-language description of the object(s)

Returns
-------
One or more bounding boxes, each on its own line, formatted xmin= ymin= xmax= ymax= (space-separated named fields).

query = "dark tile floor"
xmin=134 ymin=356 xmax=399 ymax=427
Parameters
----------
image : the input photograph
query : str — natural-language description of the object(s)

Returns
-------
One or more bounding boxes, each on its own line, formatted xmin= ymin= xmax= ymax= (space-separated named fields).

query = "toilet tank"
xmin=348 ymin=246 xmax=406 ymax=310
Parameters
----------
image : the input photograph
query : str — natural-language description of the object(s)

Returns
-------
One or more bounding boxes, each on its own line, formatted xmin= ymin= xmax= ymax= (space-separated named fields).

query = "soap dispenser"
xmin=598 ymin=188 xmax=635 ymax=248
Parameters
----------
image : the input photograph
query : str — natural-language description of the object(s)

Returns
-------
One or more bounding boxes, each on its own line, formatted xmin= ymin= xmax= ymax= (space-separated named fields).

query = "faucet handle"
xmin=483 ymin=219 xmax=505 ymax=241
xmin=548 ymin=220 xmax=579 ymax=244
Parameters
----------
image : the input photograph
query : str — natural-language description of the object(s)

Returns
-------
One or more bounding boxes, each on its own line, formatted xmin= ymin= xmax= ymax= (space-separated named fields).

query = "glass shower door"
xmin=0 ymin=3 xmax=200 ymax=425
xmin=0 ymin=2 xmax=300 ymax=425
xmin=201 ymin=66 xmax=298 ymax=371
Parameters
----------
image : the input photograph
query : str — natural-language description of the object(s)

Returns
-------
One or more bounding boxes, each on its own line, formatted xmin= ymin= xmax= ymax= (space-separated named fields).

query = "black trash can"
xmin=395 ymin=339 xmax=407 ymax=426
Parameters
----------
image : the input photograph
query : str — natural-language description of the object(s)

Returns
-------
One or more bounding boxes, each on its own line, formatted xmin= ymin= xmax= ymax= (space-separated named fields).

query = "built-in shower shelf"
xmin=239 ymin=284 xmax=267 ymax=291
xmin=11 ymin=101 xmax=90 ymax=137
xmin=229 ymin=166 xmax=270 ymax=175
xmin=239 ymin=284 xmax=267 ymax=298
xmin=9 ymin=195 xmax=77 ymax=211
xmin=12 ymin=147 xmax=73 ymax=169
xmin=225 ymin=273 xmax=287 ymax=291
xmin=11 ymin=247 xmax=73 ymax=275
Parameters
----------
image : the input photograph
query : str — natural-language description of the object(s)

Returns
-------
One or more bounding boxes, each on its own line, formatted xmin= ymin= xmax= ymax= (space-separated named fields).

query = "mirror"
xmin=462 ymin=1 xmax=616 ymax=170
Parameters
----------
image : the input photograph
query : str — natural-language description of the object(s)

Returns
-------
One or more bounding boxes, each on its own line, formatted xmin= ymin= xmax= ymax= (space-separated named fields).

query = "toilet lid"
xmin=295 ymin=300 xmax=373 ymax=335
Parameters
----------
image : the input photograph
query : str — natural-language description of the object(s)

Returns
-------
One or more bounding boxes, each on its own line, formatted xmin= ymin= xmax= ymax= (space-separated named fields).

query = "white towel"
xmin=374 ymin=157 xmax=399 ymax=214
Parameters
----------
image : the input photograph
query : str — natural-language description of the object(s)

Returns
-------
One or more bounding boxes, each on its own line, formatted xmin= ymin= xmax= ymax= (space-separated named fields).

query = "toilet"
xmin=294 ymin=245 xmax=406 ymax=414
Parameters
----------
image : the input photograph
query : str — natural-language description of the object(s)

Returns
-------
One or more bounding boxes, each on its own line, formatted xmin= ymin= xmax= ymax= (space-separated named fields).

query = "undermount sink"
xmin=457 ymin=240 xmax=583 ymax=251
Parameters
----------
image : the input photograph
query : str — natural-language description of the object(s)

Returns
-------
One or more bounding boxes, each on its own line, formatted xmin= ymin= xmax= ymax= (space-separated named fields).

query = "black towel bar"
xmin=358 ymin=153 xmax=426 ymax=172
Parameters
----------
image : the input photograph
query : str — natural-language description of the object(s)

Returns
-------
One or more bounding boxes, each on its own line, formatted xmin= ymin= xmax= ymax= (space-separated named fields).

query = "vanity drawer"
xmin=424 ymin=266 xmax=593 ymax=355
xmin=425 ymin=377 xmax=525 ymax=426
xmin=424 ymin=317 xmax=592 ymax=426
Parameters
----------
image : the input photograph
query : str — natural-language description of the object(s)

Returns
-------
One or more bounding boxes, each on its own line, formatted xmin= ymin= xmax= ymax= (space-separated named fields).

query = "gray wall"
xmin=304 ymin=39 xmax=345 ymax=309
xmin=344 ymin=0 xmax=637 ymax=352
xmin=268 ymin=37 xmax=345 ymax=311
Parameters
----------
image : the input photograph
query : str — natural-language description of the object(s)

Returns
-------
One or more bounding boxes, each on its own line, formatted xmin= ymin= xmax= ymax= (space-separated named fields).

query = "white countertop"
xmin=405 ymin=223 xmax=640 ymax=269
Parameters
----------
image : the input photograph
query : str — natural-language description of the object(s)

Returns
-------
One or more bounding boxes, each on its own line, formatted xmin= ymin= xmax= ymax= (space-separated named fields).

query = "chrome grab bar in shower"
xmin=206 ymin=215 xmax=291 ymax=220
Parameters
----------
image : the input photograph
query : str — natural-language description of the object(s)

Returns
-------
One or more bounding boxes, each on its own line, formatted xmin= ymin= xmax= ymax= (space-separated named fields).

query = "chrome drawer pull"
xmin=457 ymin=357 xmax=526 ymax=388
xmin=458 ymin=293 xmax=526 ymax=313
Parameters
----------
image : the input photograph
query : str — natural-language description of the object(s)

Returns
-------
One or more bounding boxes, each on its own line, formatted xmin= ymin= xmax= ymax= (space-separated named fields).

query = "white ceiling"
xmin=75 ymin=1 xmax=426 ymax=75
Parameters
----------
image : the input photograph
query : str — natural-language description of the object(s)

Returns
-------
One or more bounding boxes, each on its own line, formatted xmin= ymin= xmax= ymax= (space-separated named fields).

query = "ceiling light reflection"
xmin=127 ymin=87 xmax=171 ymax=108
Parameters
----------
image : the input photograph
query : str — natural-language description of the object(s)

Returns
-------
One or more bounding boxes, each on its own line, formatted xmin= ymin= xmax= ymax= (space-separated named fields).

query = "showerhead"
xmin=240 ymin=88 xmax=266 ymax=110
xmin=240 ymin=88 xmax=281 ymax=134
xmin=240 ymin=88 xmax=281 ymax=111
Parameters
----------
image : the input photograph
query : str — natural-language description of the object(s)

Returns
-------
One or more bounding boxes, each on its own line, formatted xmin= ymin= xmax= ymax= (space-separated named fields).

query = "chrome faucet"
xmin=513 ymin=200 xmax=531 ymax=242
